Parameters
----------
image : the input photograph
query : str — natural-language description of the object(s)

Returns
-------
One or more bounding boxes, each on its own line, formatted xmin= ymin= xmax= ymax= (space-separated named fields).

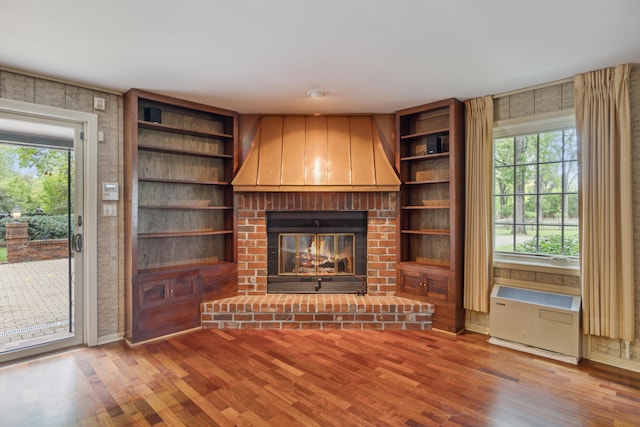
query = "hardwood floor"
xmin=1 ymin=329 xmax=639 ymax=426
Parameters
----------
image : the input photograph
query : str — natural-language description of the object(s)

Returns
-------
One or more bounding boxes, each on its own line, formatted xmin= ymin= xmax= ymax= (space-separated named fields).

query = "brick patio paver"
xmin=0 ymin=258 xmax=74 ymax=351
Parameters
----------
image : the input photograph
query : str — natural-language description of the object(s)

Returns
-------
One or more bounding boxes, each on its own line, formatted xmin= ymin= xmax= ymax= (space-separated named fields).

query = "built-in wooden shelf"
xmin=138 ymin=120 xmax=233 ymax=140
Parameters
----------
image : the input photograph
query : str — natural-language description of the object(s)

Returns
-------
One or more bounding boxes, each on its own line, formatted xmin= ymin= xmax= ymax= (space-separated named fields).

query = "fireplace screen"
xmin=279 ymin=233 xmax=355 ymax=275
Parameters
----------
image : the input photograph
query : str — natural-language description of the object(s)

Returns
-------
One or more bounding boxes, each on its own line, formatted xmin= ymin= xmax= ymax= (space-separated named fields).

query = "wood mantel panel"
xmin=256 ymin=116 xmax=283 ymax=186
xmin=350 ymin=116 xmax=376 ymax=186
xmin=304 ymin=116 xmax=328 ymax=185
xmin=281 ymin=116 xmax=306 ymax=186
xmin=327 ymin=116 xmax=352 ymax=185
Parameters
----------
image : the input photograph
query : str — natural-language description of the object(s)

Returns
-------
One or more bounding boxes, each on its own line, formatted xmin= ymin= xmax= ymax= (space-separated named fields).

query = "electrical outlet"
xmin=250 ymin=276 xmax=256 ymax=284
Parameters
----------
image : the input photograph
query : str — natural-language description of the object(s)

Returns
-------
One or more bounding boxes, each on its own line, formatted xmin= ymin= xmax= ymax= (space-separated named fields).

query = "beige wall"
xmin=466 ymin=66 xmax=640 ymax=370
xmin=0 ymin=69 xmax=124 ymax=341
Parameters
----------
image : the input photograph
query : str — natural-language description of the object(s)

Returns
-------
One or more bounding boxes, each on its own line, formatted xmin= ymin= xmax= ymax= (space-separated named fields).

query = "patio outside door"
xmin=0 ymin=111 xmax=84 ymax=361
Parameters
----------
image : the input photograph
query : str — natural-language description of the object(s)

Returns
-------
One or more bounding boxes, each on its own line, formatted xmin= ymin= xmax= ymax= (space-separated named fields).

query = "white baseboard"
xmin=97 ymin=333 xmax=124 ymax=346
xmin=489 ymin=336 xmax=580 ymax=365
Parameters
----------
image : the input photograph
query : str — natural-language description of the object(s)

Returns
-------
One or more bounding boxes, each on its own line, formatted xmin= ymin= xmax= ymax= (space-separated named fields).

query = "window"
xmin=493 ymin=114 xmax=578 ymax=259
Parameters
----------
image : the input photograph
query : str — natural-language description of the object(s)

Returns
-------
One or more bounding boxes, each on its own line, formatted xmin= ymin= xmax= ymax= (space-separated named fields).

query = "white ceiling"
xmin=2 ymin=0 xmax=640 ymax=114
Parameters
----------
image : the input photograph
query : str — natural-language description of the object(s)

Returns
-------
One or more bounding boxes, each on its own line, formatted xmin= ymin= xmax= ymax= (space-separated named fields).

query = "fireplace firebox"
xmin=267 ymin=211 xmax=367 ymax=294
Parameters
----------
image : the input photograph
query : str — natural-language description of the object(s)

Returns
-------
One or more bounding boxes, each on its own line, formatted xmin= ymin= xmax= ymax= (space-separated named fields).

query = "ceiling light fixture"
xmin=307 ymin=90 xmax=325 ymax=98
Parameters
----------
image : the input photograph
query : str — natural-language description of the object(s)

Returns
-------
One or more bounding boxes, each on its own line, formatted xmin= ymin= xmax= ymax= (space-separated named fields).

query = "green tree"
xmin=36 ymin=174 xmax=69 ymax=214
xmin=2 ymin=175 xmax=37 ymax=213
xmin=16 ymin=147 xmax=71 ymax=177
xmin=15 ymin=147 xmax=73 ymax=214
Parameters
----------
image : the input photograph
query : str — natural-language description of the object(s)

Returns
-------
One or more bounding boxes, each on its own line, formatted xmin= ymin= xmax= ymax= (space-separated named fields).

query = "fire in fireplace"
xmin=267 ymin=211 xmax=367 ymax=294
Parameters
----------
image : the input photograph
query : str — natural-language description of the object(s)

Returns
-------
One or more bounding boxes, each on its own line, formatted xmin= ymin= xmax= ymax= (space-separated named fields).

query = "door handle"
xmin=72 ymin=234 xmax=83 ymax=252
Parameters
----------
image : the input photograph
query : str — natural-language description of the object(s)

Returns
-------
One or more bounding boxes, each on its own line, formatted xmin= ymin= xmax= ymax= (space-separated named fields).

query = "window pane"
xmin=515 ymin=234 xmax=536 ymax=254
xmin=523 ymin=194 xmax=537 ymax=224
xmin=539 ymin=131 xmax=564 ymax=162
xmin=564 ymin=194 xmax=579 ymax=224
xmin=538 ymin=226 xmax=563 ymax=255
xmin=538 ymin=162 xmax=563 ymax=193
xmin=514 ymin=165 xmax=536 ymax=194
xmin=515 ymin=135 xmax=537 ymax=164
xmin=564 ymin=129 xmax=578 ymax=161
xmin=495 ymin=194 xmax=513 ymax=223
xmin=495 ymin=223 xmax=515 ymax=252
xmin=564 ymin=160 xmax=578 ymax=192
xmin=494 ymin=137 xmax=514 ymax=165
xmin=539 ymin=194 xmax=562 ymax=224
xmin=564 ymin=226 xmax=579 ymax=256
xmin=494 ymin=166 xmax=513 ymax=195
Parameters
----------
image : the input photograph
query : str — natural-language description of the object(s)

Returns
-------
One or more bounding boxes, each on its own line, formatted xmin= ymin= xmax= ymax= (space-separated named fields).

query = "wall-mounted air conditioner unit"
xmin=489 ymin=285 xmax=581 ymax=364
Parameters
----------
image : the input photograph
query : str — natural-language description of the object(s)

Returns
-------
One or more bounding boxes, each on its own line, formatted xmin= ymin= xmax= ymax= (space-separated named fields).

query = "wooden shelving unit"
xmin=395 ymin=98 xmax=465 ymax=333
xmin=124 ymin=89 xmax=238 ymax=343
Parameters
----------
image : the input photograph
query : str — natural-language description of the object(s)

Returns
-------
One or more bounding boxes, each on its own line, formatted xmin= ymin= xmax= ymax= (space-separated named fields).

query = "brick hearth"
xmin=201 ymin=295 xmax=434 ymax=330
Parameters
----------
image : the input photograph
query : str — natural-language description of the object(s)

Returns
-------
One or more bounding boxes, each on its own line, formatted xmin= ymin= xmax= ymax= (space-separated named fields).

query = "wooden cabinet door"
xmin=169 ymin=276 xmax=199 ymax=304
xmin=138 ymin=279 xmax=170 ymax=308
xmin=423 ymin=273 xmax=450 ymax=302
xmin=398 ymin=269 xmax=426 ymax=298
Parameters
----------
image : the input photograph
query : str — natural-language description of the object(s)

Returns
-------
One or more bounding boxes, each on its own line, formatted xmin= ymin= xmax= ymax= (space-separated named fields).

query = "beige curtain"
xmin=575 ymin=64 xmax=634 ymax=342
xmin=464 ymin=96 xmax=494 ymax=312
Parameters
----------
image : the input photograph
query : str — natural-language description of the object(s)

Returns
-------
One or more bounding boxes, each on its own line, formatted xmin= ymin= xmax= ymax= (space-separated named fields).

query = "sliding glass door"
xmin=0 ymin=112 xmax=84 ymax=360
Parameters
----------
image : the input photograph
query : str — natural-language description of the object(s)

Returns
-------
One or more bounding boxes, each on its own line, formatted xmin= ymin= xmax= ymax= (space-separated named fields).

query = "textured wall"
xmin=0 ymin=69 xmax=124 ymax=340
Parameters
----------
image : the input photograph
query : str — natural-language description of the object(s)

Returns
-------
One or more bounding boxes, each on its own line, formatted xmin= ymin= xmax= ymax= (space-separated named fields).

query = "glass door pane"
xmin=0 ymin=114 xmax=83 ymax=359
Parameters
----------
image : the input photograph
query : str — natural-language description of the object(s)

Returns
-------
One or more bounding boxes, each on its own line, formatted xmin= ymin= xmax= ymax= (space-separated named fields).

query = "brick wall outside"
xmin=235 ymin=192 xmax=398 ymax=296
xmin=5 ymin=222 xmax=69 ymax=263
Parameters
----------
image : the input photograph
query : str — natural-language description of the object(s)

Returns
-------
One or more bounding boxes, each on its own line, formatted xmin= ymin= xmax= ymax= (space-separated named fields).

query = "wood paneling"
xmin=2 ymin=330 xmax=639 ymax=426
xmin=281 ymin=116 xmax=306 ymax=186
xmin=304 ymin=116 xmax=328 ymax=185
xmin=256 ymin=116 xmax=283 ymax=186
xmin=327 ymin=116 xmax=351 ymax=185
xmin=350 ymin=116 xmax=376 ymax=185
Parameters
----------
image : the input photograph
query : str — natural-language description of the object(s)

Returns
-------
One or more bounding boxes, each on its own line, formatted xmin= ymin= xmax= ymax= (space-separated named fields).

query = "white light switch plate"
xmin=103 ymin=204 xmax=117 ymax=217
xmin=94 ymin=97 xmax=106 ymax=111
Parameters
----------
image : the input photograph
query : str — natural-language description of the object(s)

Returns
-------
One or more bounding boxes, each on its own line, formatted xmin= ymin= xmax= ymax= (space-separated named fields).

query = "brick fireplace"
xmin=235 ymin=192 xmax=398 ymax=296
xmin=201 ymin=115 xmax=434 ymax=330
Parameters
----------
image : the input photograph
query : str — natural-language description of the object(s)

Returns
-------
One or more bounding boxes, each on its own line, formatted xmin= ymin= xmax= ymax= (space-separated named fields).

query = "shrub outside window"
xmin=494 ymin=127 xmax=578 ymax=258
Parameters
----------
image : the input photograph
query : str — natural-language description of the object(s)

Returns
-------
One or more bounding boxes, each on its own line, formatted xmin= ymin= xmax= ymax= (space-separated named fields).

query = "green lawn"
xmin=0 ymin=247 xmax=6 ymax=263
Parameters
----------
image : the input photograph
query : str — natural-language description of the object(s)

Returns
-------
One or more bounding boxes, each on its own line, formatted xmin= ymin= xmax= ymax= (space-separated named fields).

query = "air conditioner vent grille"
xmin=496 ymin=286 xmax=574 ymax=310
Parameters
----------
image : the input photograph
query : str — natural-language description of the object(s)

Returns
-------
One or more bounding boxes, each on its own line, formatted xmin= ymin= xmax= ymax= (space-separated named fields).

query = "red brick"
xmin=282 ymin=322 xmax=302 ymax=329
xmin=382 ymin=322 xmax=404 ymax=330
xmin=363 ymin=323 xmax=383 ymax=330
xmin=321 ymin=322 xmax=341 ymax=329
xmin=301 ymin=322 xmax=322 ymax=329
xmin=275 ymin=314 xmax=294 ymax=321
xmin=254 ymin=314 xmax=275 ymax=321
xmin=260 ymin=322 xmax=281 ymax=329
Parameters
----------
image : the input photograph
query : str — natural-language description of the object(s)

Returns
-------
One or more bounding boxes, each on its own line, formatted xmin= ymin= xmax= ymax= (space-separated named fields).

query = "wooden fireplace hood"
xmin=232 ymin=115 xmax=400 ymax=192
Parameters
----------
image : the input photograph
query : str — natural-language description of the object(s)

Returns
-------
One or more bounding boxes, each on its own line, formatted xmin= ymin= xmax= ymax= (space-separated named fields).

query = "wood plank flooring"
xmin=1 ymin=329 xmax=640 ymax=426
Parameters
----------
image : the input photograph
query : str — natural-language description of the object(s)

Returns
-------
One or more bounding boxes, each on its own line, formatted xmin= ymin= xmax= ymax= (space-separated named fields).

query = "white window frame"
xmin=493 ymin=109 xmax=579 ymax=270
